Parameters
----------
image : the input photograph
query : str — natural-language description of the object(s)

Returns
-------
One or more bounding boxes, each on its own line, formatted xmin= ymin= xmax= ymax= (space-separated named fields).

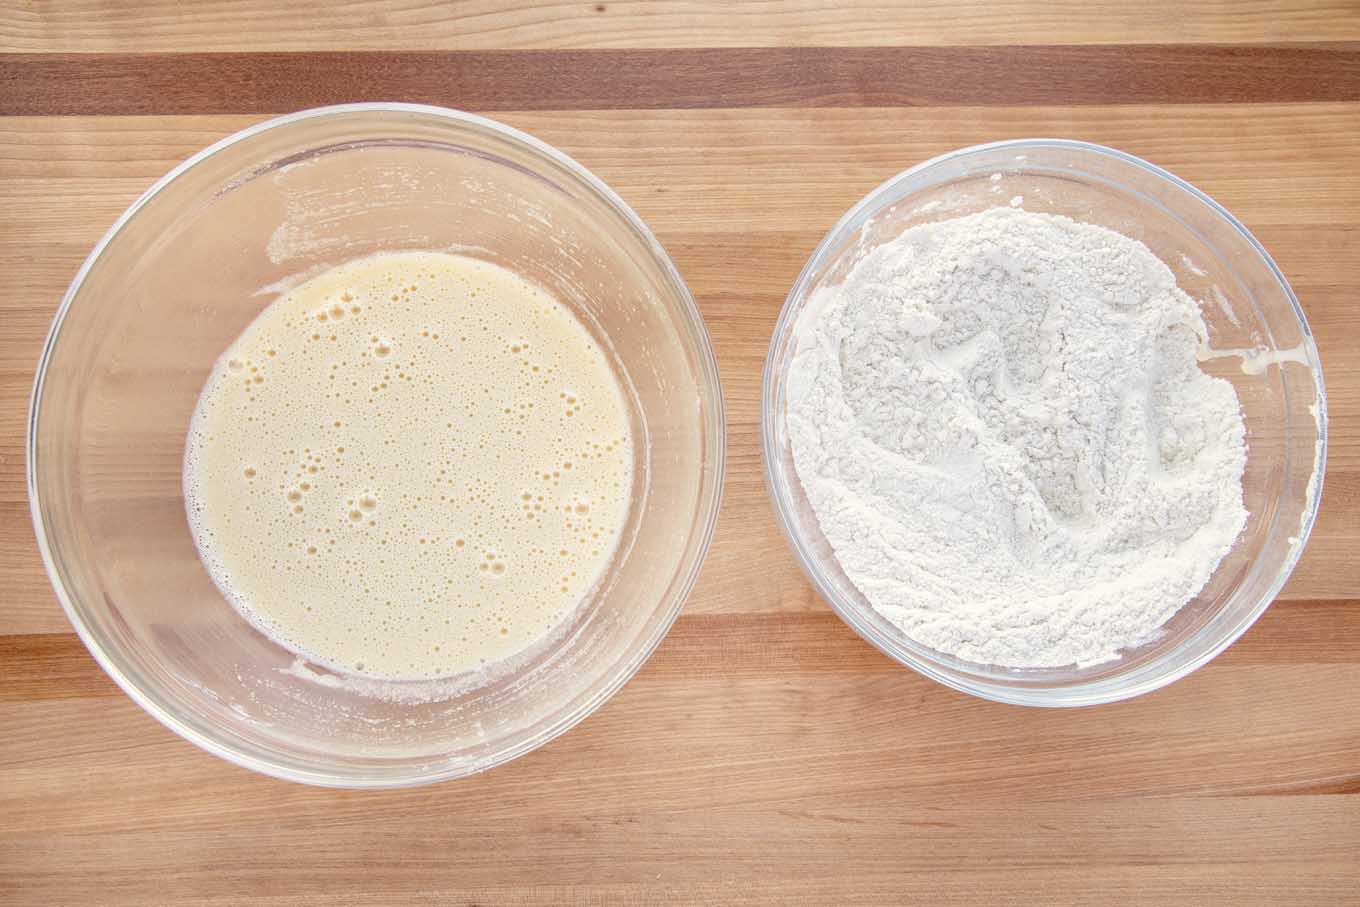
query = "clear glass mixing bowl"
xmin=29 ymin=104 xmax=724 ymax=785
xmin=763 ymin=139 xmax=1326 ymax=706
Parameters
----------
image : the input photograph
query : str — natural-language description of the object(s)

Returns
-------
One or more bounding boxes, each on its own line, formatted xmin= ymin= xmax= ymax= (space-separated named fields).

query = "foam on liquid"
xmin=184 ymin=251 xmax=634 ymax=681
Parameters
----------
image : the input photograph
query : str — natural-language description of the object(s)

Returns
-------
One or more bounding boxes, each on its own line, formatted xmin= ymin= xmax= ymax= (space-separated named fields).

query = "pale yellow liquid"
xmin=184 ymin=252 xmax=634 ymax=680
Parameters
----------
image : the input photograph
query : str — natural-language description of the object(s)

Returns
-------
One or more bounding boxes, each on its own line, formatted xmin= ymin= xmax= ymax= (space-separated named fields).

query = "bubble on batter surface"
xmin=183 ymin=251 xmax=635 ymax=681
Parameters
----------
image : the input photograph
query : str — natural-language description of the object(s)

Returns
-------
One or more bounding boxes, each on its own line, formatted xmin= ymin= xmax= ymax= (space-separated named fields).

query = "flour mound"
xmin=787 ymin=207 xmax=1248 ymax=669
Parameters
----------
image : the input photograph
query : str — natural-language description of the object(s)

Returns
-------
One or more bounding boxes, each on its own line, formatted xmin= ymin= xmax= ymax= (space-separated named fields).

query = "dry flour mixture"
xmin=787 ymin=207 xmax=1248 ymax=668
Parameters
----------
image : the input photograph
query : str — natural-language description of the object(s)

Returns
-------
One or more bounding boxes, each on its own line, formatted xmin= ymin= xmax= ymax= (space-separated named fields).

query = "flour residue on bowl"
xmin=787 ymin=207 xmax=1248 ymax=668
xmin=184 ymin=251 xmax=634 ymax=682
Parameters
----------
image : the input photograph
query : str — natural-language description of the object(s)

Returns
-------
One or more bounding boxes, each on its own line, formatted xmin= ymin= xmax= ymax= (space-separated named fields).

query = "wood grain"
xmin=2 ymin=0 xmax=1358 ymax=52
xmin=5 ymin=45 xmax=1360 ymax=116
xmin=3 ymin=5 xmax=1359 ymax=905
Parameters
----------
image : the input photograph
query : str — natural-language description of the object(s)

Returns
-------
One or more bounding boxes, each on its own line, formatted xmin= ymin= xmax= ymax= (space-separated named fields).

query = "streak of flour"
xmin=787 ymin=207 xmax=1248 ymax=668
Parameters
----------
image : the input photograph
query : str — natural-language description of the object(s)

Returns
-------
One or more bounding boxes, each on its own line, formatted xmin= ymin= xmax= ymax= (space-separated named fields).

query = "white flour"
xmin=786 ymin=207 xmax=1248 ymax=668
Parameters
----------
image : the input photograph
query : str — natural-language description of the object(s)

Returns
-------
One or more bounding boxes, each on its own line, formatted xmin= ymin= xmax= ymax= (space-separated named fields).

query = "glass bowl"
xmin=29 ymin=103 xmax=724 ymax=786
xmin=762 ymin=139 xmax=1325 ymax=706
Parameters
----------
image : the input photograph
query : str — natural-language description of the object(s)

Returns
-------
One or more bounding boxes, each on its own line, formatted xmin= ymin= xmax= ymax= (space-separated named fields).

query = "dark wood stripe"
xmin=0 ymin=633 xmax=119 ymax=702
xmin=3 ymin=45 xmax=1359 ymax=116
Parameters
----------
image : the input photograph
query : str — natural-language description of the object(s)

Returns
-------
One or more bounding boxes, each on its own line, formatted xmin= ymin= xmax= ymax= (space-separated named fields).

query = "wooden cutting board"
xmin=2 ymin=4 xmax=1358 ymax=903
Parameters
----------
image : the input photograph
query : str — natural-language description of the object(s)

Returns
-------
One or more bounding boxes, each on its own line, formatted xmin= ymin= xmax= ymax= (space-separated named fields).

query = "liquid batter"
xmin=184 ymin=251 xmax=634 ymax=680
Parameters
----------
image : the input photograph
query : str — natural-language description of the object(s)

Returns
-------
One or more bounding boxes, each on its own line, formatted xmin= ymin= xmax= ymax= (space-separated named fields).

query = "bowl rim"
xmin=761 ymin=137 xmax=1328 ymax=707
xmin=27 ymin=102 xmax=726 ymax=786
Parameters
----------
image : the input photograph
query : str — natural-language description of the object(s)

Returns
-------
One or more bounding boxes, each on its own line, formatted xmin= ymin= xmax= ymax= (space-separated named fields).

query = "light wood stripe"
xmin=2 ymin=0 xmax=1358 ymax=53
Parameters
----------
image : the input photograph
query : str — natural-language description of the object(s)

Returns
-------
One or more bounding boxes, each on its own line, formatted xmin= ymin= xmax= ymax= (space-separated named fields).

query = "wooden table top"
xmin=3 ymin=4 xmax=1359 ymax=904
